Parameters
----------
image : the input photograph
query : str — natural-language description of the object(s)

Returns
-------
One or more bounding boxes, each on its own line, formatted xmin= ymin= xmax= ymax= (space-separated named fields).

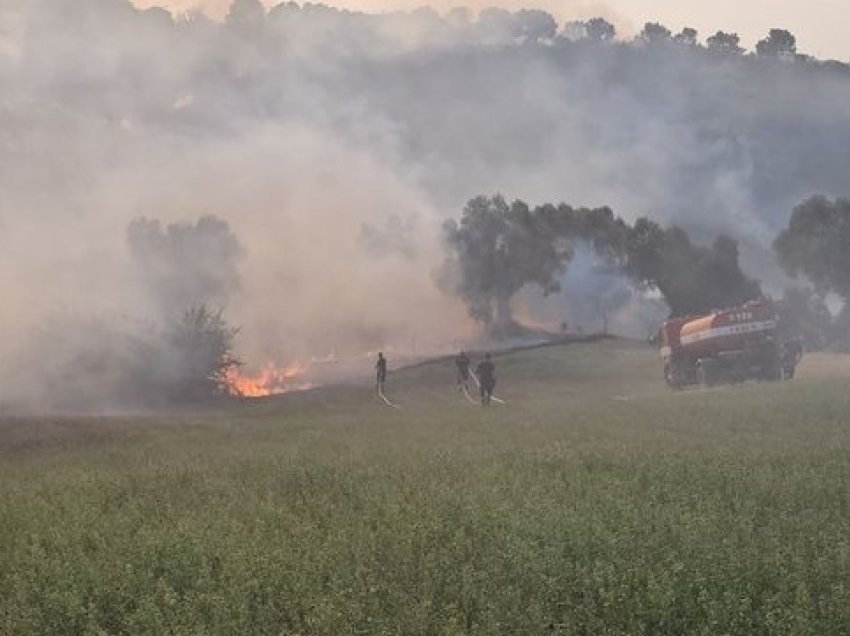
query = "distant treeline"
xmin=217 ymin=3 xmax=847 ymax=69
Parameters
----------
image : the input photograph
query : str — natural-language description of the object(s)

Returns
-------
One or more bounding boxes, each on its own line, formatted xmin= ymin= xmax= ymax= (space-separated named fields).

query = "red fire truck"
xmin=659 ymin=298 xmax=802 ymax=389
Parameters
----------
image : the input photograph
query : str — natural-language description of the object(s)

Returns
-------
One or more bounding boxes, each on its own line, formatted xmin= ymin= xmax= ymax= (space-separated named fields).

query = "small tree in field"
xmin=441 ymin=195 xmax=569 ymax=330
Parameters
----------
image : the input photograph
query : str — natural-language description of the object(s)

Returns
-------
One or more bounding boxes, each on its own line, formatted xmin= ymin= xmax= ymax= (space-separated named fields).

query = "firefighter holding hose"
xmin=455 ymin=351 xmax=471 ymax=390
xmin=476 ymin=353 xmax=496 ymax=406
xmin=375 ymin=352 xmax=387 ymax=393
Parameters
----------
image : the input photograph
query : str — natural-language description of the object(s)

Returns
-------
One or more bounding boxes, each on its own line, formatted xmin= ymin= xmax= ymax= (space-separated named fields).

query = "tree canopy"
xmin=675 ymin=28 xmax=699 ymax=47
xmin=639 ymin=22 xmax=672 ymax=45
xmin=440 ymin=196 xmax=572 ymax=329
xmin=756 ymin=28 xmax=797 ymax=59
xmin=127 ymin=215 xmax=242 ymax=314
xmin=774 ymin=196 xmax=850 ymax=299
xmin=623 ymin=219 xmax=761 ymax=316
xmin=706 ymin=31 xmax=744 ymax=55
xmin=442 ymin=195 xmax=760 ymax=327
xmin=584 ymin=17 xmax=616 ymax=41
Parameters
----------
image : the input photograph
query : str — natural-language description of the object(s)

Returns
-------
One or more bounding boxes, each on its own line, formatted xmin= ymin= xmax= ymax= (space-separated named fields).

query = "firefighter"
xmin=781 ymin=335 xmax=804 ymax=379
xmin=455 ymin=351 xmax=471 ymax=390
xmin=375 ymin=352 xmax=387 ymax=393
xmin=476 ymin=353 xmax=496 ymax=406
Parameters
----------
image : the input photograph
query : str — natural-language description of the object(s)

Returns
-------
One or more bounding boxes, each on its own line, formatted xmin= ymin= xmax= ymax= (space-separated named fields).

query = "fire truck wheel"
xmin=664 ymin=363 xmax=683 ymax=390
xmin=696 ymin=360 xmax=716 ymax=387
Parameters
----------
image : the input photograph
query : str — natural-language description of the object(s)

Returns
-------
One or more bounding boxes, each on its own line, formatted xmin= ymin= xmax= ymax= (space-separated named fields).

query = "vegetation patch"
xmin=2 ymin=340 xmax=850 ymax=633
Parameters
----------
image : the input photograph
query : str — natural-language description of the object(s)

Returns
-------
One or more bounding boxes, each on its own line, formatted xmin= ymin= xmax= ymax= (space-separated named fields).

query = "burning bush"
xmin=16 ymin=305 xmax=240 ymax=411
xmin=160 ymin=305 xmax=241 ymax=403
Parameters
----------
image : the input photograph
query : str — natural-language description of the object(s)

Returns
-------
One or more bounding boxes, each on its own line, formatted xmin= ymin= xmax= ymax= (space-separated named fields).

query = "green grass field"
xmin=3 ymin=339 xmax=850 ymax=634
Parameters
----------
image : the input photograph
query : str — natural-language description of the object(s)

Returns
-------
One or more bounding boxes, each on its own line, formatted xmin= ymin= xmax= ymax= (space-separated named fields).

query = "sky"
xmin=134 ymin=0 xmax=850 ymax=61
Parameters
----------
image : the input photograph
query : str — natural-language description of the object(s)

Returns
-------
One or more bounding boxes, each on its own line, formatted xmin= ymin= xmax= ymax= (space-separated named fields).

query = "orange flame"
xmin=225 ymin=361 xmax=314 ymax=398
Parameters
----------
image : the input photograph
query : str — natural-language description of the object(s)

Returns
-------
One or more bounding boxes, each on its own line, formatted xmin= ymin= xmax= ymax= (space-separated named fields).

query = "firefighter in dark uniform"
xmin=781 ymin=336 xmax=804 ymax=379
xmin=375 ymin=352 xmax=387 ymax=392
xmin=455 ymin=351 xmax=471 ymax=390
xmin=476 ymin=353 xmax=496 ymax=406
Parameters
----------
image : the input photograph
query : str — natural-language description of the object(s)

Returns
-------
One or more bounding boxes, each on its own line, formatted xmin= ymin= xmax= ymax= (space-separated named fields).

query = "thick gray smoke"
xmin=127 ymin=215 xmax=242 ymax=314
xmin=2 ymin=1 xmax=850 ymax=409
xmin=515 ymin=243 xmax=668 ymax=339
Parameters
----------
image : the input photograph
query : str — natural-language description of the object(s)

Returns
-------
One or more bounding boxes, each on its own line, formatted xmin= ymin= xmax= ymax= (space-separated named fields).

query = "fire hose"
xmin=460 ymin=382 xmax=480 ymax=405
xmin=468 ymin=369 xmax=506 ymax=405
xmin=377 ymin=385 xmax=401 ymax=410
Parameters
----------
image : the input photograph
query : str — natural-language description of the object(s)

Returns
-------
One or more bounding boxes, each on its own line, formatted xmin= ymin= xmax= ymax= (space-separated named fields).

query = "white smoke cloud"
xmin=3 ymin=1 xmax=850 ymax=409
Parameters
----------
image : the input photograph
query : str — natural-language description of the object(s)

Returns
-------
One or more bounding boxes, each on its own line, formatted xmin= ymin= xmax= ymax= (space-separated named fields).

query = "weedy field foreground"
xmin=2 ymin=340 xmax=850 ymax=634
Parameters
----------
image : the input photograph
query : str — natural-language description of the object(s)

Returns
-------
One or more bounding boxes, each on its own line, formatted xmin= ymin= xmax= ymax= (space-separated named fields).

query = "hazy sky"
xmin=135 ymin=0 xmax=850 ymax=61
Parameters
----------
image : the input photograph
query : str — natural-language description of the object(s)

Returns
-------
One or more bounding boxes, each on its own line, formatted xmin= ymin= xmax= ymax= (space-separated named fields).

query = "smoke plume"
xmin=2 ymin=1 xmax=850 ymax=409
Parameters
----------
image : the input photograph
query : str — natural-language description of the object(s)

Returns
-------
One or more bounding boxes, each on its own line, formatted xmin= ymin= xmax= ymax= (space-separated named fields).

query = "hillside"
xmin=3 ymin=339 xmax=850 ymax=633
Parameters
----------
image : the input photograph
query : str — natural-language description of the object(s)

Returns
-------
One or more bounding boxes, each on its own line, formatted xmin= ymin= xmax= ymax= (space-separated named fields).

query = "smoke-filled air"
xmin=3 ymin=0 xmax=850 ymax=410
